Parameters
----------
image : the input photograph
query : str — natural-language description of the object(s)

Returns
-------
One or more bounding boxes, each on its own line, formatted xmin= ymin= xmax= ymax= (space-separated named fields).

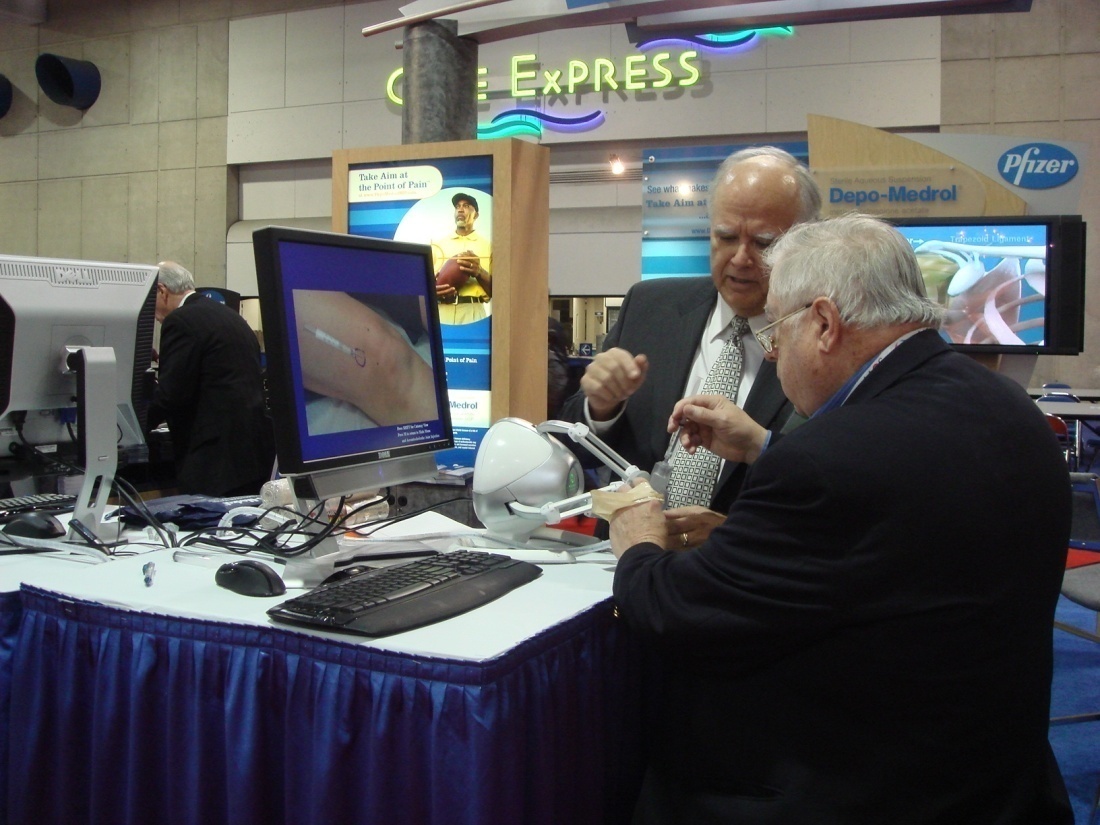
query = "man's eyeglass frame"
xmin=755 ymin=303 xmax=813 ymax=353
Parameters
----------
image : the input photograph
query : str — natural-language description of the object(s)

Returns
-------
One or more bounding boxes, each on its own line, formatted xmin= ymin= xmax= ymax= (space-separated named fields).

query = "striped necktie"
xmin=664 ymin=316 xmax=750 ymax=510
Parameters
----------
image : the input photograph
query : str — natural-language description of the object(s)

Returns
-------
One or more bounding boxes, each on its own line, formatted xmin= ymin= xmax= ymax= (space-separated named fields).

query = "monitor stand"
xmin=276 ymin=506 xmax=393 ymax=588
xmin=276 ymin=454 xmax=442 ymax=586
xmin=66 ymin=346 xmax=125 ymax=545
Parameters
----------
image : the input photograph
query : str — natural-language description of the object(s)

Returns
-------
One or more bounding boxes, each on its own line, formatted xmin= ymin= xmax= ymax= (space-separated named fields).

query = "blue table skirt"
xmin=0 ymin=591 xmax=21 ymax=825
xmin=4 ymin=586 xmax=650 ymax=825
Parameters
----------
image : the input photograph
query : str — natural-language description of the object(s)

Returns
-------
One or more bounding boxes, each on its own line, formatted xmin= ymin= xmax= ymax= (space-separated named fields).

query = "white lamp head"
xmin=472 ymin=418 xmax=585 ymax=540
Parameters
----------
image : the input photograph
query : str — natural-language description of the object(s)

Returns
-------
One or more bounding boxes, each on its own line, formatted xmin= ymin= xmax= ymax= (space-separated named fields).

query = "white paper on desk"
xmin=330 ymin=535 xmax=438 ymax=558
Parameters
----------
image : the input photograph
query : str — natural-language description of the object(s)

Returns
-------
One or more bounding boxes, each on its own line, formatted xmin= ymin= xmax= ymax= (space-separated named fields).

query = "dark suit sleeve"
xmin=614 ymin=441 xmax=844 ymax=670
xmin=615 ymin=347 xmax=1072 ymax=673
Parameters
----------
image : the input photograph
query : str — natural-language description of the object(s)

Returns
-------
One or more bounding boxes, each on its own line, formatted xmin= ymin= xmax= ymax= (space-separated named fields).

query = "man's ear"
xmin=812 ymin=297 xmax=843 ymax=353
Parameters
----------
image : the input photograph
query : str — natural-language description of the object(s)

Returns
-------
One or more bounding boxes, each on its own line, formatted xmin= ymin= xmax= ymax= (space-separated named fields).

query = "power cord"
xmin=17 ymin=440 xmax=177 ymax=550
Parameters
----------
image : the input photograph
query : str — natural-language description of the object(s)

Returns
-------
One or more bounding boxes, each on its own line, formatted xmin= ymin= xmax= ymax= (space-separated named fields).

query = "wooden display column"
xmin=332 ymin=138 xmax=550 ymax=430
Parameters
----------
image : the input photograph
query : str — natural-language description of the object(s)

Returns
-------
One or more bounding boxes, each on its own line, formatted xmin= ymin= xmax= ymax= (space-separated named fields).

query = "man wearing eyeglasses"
xmin=560 ymin=146 xmax=821 ymax=547
xmin=609 ymin=215 xmax=1073 ymax=825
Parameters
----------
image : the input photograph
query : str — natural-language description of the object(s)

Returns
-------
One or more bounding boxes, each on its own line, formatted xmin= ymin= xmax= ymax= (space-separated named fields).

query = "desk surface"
xmin=2 ymin=510 xmax=618 ymax=662
xmin=1030 ymin=387 xmax=1100 ymax=400
xmin=0 ymin=510 xmax=644 ymax=825
xmin=1036 ymin=400 xmax=1100 ymax=419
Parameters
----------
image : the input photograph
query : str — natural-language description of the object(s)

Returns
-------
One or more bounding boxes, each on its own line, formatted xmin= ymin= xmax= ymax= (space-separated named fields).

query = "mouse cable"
xmin=350 ymin=495 xmax=473 ymax=539
xmin=328 ymin=493 xmax=388 ymax=531
xmin=179 ymin=513 xmax=290 ymax=554
xmin=250 ymin=492 xmax=392 ymax=560
xmin=21 ymin=443 xmax=177 ymax=550
xmin=180 ymin=529 xmax=271 ymax=555
xmin=101 ymin=476 xmax=176 ymax=549
xmin=271 ymin=497 xmax=350 ymax=558
xmin=0 ymin=531 xmax=64 ymax=557
xmin=180 ymin=505 xmax=322 ymax=556
xmin=0 ymin=530 xmax=110 ymax=563
xmin=179 ymin=495 xmax=381 ymax=559
xmin=280 ymin=492 xmax=392 ymax=557
xmin=67 ymin=516 xmax=115 ymax=554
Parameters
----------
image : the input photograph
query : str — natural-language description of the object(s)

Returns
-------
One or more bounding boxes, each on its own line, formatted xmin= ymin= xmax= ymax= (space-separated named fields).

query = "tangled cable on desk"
xmin=2 ymin=440 xmax=178 ymax=556
xmin=177 ymin=491 xmax=474 ymax=558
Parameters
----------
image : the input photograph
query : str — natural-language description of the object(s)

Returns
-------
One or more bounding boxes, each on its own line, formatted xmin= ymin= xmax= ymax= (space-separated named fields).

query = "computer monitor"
xmin=252 ymin=226 xmax=454 ymax=511
xmin=889 ymin=214 xmax=1086 ymax=356
xmin=0 ymin=253 xmax=158 ymax=536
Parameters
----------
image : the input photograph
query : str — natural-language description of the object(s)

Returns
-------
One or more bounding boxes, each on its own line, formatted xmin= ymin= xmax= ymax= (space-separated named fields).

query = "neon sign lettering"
xmin=384 ymin=28 xmax=789 ymax=137
xmin=386 ymin=51 xmax=701 ymax=106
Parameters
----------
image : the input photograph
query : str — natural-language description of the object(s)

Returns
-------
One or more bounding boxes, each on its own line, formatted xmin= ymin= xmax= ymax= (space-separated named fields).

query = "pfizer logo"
xmin=998 ymin=143 xmax=1079 ymax=190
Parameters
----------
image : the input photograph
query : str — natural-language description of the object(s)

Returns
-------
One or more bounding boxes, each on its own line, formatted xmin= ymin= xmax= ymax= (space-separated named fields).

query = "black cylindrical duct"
xmin=35 ymin=53 xmax=101 ymax=110
xmin=0 ymin=75 xmax=12 ymax=119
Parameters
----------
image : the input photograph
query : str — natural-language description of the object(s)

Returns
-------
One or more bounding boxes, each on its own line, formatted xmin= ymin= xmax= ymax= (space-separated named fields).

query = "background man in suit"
xmin=610 ymin=214 xmax=1073 ymax=824
xmin=560 ymin=146 xmax=821 ymax=547
xmin=148 ymin=261 xmax=275 ymax=497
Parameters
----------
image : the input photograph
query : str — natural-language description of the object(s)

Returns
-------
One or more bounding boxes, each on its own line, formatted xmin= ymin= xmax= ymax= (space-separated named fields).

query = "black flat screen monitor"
xmin=253 ymin=226 xmax=454 ymax=505
xmin=889 ymin=214 xmax=1086 ymax=356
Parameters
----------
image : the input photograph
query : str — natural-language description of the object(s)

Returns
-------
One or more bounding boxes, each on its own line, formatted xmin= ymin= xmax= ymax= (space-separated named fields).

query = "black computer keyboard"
xmin=267 ymin=550 xmax=542 ymax=638
xmin=0 ymin=492 xmax=77 ymax=518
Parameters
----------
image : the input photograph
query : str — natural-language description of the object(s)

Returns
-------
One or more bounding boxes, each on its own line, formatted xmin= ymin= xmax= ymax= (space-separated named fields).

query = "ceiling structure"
xmin=367 ymin=0 xmax=1032 ymax=43
xmin=0 ymin=0 xmax=46 ymax=26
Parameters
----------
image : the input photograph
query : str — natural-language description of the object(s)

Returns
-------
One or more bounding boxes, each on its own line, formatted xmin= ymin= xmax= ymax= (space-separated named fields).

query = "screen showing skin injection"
xmin=275 ymin=240 xmax=451 ymax=465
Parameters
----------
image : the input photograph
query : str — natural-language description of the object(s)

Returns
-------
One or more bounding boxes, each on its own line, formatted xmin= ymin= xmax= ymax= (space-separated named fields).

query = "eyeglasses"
xmin=754 ymin=303 xmax=812 ymax=353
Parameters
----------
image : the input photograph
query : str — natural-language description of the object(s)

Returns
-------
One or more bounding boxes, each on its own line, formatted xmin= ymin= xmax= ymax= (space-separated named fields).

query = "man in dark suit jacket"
xmin=560 ymin=146 xmax=820 ymax=546
xmin=609 ymin=215 xmax=1073 ymax=824
xmin=147 ymin=261 xmax=275 ymax=497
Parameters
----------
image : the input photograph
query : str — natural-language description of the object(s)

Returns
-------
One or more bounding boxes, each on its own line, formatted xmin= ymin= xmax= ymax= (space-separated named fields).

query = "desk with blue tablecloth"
xmin=0 ymin=514 xmax=650 ymax=825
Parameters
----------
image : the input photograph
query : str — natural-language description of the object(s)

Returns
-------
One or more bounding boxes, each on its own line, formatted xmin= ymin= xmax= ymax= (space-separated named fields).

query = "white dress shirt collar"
xmin=705 ymin=296 xmax=766 ymax=348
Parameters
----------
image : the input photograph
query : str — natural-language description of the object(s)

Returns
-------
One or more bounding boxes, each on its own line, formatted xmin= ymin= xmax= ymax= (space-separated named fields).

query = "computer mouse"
xmin=1 ymin=511 xmax=67 ymax=539
xmin=320 ymin=565 xmax=371 ymax=586
xmin=214 ymin=559 xmax=287 ymax=597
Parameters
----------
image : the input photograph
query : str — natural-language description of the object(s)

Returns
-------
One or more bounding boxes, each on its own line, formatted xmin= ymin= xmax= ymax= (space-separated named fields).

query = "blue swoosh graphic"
xmin=637 ymin=27 xmax=793 ymax=53
xmin=477 ymin=108 xmax=605 ymax=139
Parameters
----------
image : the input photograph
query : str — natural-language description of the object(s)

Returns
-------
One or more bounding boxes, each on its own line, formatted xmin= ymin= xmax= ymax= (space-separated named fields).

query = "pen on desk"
xmin=142 ymin=561 xmax=156 ymax=587
xmin=303 ymin=325 xmax=367 ymax=367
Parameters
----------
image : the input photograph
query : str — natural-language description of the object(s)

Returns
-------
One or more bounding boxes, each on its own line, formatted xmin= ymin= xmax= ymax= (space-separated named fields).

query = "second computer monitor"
xmin=0 ymin=253 xmax=158 ymax=466
xmin=253 ymin=226 xmax=454 ymax=504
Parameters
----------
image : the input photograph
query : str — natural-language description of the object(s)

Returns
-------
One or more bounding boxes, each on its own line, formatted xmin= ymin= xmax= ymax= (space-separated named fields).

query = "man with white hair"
xmin=562 ymin=146 xmax=821 ymax=546
xmin=610 ymin=214 xmax=1073 ymax=824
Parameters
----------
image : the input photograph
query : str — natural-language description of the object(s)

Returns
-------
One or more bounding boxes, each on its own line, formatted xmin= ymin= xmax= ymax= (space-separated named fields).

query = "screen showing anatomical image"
xmin=901 ymin=223 xmax=1047 ymax=348
xmin=291 ymin=289 xmax=437 ymax=436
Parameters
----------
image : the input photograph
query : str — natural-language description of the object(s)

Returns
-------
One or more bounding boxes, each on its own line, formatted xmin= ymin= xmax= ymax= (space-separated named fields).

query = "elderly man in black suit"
xmin=610 ymin=214 xmax=1073 ymax=825
xmin=561 ymin=146 xmax=821 ymax=547
xmin=147 ymin=261 xmax=275 ymax=497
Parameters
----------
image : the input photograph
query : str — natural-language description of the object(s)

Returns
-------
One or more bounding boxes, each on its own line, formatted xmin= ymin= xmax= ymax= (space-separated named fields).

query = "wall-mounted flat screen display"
xmin=890 ymin=214 xmax=1086 ymax=356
